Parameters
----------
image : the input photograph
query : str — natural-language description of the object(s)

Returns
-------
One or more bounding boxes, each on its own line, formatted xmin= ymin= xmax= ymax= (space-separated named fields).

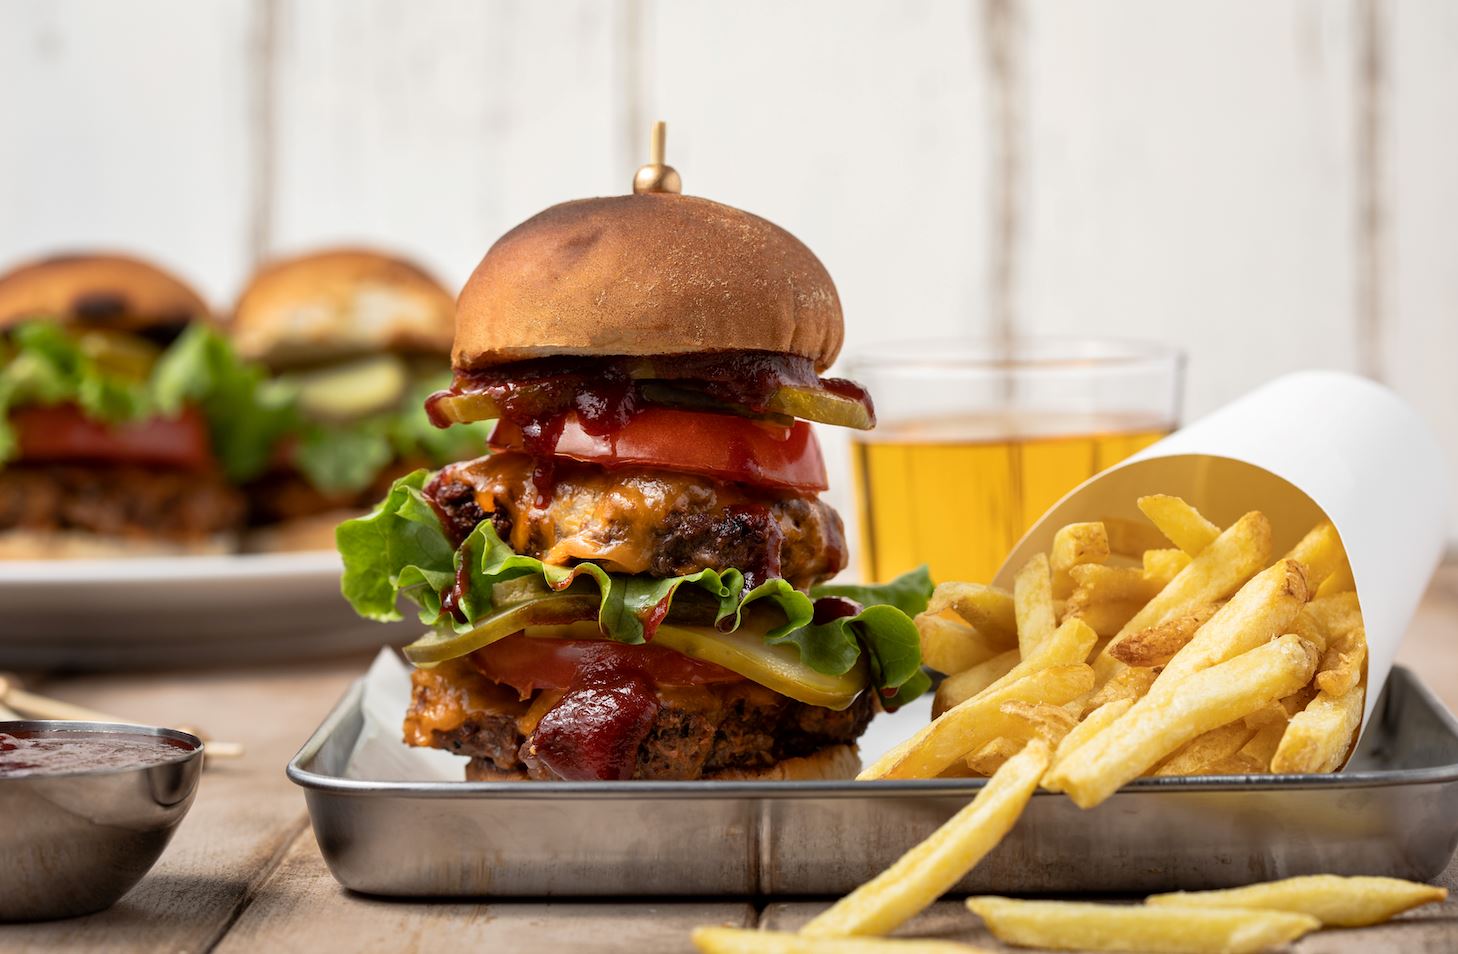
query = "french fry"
xmin=1142 ymin=547 xmax=1191 ymax=587
xmin=1066 ymin=599 xmax=1144 ymax=638
xmin=1107 ymin=604 xmax=1218 ymax=668
xmin=1312 ymin=621 xmax=1364 ymax=694
xmin=927 ymin=582 xmax=1017 ymax=645
xmin=1153 ymin=722 xmax=1255 ymax=776
xmin=1099 ymin=511 xmax=1274 ymax=677
xmin=806 ymin=742 xmax=1050 ymax=938
xmin=861 ymin=664 xmax=1091 ymax=780
xmin=965 ymin=897 xmax=1320 ymax=954
xmin=1067 ymin=565 xmax=1162 ymax=608
xmin=1148 ymin=559 xmax=1309 ymax=691
xmin=1316 ymin=560 xmax=1356 ymax=597
xmin=1101 ymin=516 xmax=1170 ymax=557
xmin=1146 ymin=874 xmax=1448 ymax=928
xmin=1045 ymin=698 xmax=1132 ymax=785
xmin=1287 ymin=606 xmax=1328 ymax=652
xmin=692 ymin=927 xmax=993 ymax=954
xmin=1223 ymin=720 xmax=1287 ymax=773
xmin=933 ymin=650 xmax=1020 ymax=717
xmin=1082 ymin=665 xmax=1157 ymax=713
xmin=1270 ymin=685 xmax=1364 ymax=774
xmin=1048 ymin=635 xmax=1319 ymax=807
xmin=1137 ymin=494 xmax=1222 ymax=555
xmin=1050 ymin=521 xmax=1110 ymax=599
xmin=964 ymin=737 xmax=1022 ymax=776
xmin=1282 ymin=520 xmax=1348 ymax=590
xmin=915 ymin=611 xmax=1006 ymax=676
xmin=1013 ymin=554 xmax=1057 ymax=657
xmin=994 ymin=701 xmax=1077 ymax=749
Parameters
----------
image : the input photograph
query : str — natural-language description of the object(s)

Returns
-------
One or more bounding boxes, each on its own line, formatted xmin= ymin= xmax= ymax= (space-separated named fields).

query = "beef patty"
xmin=405 ymin=660 xmax=873 ymax=781
xmin=426 ymin=453 xmax=847 ymax=590
xmin=0 ymin=464 xmax=244 ymax=541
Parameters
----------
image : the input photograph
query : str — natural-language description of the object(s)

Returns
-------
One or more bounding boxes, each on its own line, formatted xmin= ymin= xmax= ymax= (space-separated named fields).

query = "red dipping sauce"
xmin=0 ymin=730 xmax=196 ymax=779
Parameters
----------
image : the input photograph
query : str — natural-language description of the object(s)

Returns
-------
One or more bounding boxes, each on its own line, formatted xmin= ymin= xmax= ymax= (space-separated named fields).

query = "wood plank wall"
xmin=2 ymin=0 xmax=1454 ymax=545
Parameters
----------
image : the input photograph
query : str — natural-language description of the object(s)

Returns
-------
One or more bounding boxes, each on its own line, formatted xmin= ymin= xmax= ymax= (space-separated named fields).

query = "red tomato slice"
xmin=11 ymin=404 xmax=213 ymax=471
xmin=471 ymin=634 xmax=744 ymax=697
xmin=488 ymin=407 xmax=829 ymax=493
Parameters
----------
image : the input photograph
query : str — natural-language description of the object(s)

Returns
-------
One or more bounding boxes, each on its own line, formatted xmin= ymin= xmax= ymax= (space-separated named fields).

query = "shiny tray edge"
xmin=287 ymin=664 xmax=1458 ymax=800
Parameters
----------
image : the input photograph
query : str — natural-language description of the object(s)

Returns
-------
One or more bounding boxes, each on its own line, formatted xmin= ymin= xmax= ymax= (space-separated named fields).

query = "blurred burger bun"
xmin=231 ymin=248 xmax=455 ymax=367
xmin=454 ymin=194 xmax=843 ymax=372
xmin=0 ymin=529 xmax=232 ymax=561
xmin=241 ymin=509 xmax=359 ymax=555
xmin=0 ymin=252 xmax=210 ymax=337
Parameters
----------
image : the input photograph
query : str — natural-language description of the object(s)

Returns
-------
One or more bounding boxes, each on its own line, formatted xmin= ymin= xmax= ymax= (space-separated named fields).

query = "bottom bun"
xmin=0 ymin=529 xmax=234 ymax=560
xmin=463 ymin=744 xmax=862 ymax=783
xmin=242 ymin=509 xmax=361 ymax=553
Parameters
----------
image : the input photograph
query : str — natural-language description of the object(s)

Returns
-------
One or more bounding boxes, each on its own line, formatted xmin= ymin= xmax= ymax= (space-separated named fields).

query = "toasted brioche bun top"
xmin=0 ymin=253 xmax=210 ymax=338
xmin=454 ymin=193 xmax=843 ymax=373
xmin=231 ymin=248 xmax=455 ymax=367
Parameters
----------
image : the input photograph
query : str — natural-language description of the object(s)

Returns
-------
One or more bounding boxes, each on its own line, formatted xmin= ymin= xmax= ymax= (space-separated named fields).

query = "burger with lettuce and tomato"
xmin=338 ymin=171 xmax=930 ymax=781
xmin=0 ymin=253 xmax=289 ymax=558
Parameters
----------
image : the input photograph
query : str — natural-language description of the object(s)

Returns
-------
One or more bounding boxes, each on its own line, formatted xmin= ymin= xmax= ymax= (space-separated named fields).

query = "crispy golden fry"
xmin=1223 ymin=721 xmax=1287 ymax=773
xmin=1148 ymin=558 xmax=1309 ymax=691
xmin=1101 ymin=516 xmax=1171 ymax=557
xmin=1107 ymin=605 xmax=1218 ymax=668
xmin=996 ymin=701 xmax=1077 ymax=748
xmin=1045 ymin=698 xmax=1132 ymax=786
xmin=933 ymin=649 xmax=1021 ymax=717
xmin=808 ymin=742 xmax=1050 ymax=938
xmin=1099 ymin=511 xmax=1274 ymax=678
xmin=1282 ymin=520 xmax=1348 ymax=590
xmin=1083 ymin=666 xmax=1158 ymax=713
xmin=1048 ymin=635 xmax=1319 ymax=807
xmin=1014 ymin=553 xmax=1057 ymax=657
xmin=1050 ymin=521 xmax=1111 ymax=600
xmin=1287 ymin=606 xmax=1329 ymax=652
xmin=1242 ymin=699 xmax=1290 ymax=730
xmin=1067 ymin=599 xmax=1144 ymax=638
xmin=965 ymin=897 xmax=1320 ymax=954
xmin=1318 ymin=624 xmax=1358 ymax=700
xmin=1142 ymin=547 xmax=1192 ymax=587
xmin=1153 ymin=722 xmax=1255 ymax=776
xmin=861 ymin=664 xmax=1091 ymax=780
xmin=1067 ymin=565 xmax=1162 ymax=608
xmin=1271 ymin=685 xmax=1364 ymax=774
xmin=964 ymin=737 xmax=1022 ymax=776
xmin=692 ymin=927 xmax=994 ymax=954
xmin=1146 ymin=874 xmax=1448 ymax=928
xmin=1137 ymin=494 xmax=1222 ymax=556
xmin=927 ymin=583 xmax=1017 ymax=645
xmin=1316 ymin=560 xmax=1356 ymax=597
xmin=915 ymin=611 xmax=1005 ymax=675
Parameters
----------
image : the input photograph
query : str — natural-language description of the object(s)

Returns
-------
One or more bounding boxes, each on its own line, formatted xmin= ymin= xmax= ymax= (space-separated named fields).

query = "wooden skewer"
xmin=0 ymin=675 xmax=244 ymax=760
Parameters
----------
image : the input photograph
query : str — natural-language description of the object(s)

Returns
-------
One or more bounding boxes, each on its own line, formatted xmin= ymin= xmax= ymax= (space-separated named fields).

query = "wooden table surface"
xmin=4 ymin=564 xmax=1458 ymax=953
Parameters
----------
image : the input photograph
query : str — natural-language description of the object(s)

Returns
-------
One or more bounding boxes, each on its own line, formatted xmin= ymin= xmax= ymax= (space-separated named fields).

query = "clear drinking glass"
xmin=847 ymin=339 xmax=1185 ymax=585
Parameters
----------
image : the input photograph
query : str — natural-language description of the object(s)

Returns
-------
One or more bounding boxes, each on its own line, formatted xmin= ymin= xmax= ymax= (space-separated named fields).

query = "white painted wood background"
xmin=2 ymin=0 xmax=1455 ymax=545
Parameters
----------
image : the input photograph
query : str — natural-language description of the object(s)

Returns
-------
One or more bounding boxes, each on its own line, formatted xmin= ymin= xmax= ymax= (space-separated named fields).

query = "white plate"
xmin=0 ymin=551 xmax=422 ymax=668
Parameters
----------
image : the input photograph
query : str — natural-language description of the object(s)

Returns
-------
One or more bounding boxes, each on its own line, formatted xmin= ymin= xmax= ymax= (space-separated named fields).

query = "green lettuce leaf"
xmin=150 ymin=324 xmax=296 ymax=481
xmin=337 ymin=470 xmax=932 ymax=702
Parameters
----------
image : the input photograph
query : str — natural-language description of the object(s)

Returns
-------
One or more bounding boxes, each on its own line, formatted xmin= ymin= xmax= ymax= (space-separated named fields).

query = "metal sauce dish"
xmin=0 ymin=721 xmax=203 ymax=921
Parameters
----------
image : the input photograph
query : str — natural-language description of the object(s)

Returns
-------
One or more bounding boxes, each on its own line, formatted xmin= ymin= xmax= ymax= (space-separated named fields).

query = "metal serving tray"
xmin=289 ymin=665 xmax=1458 ymax=897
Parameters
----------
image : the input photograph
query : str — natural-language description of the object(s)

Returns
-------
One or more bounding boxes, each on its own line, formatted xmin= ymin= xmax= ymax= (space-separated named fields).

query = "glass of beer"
xmin=848 ymin=339 xmax=1184 ymax=585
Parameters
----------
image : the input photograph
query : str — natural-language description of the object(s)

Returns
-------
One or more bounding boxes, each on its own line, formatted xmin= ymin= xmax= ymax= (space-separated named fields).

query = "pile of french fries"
xmin=875 ymin=494 xmax=1367 ymax=796
xmin=691 ymin=495 xmax=1449 ymax=954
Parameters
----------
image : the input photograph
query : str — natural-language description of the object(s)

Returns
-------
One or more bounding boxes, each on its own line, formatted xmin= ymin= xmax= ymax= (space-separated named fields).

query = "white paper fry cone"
xmin=993 ymin=371 xmax=1449 ymax=732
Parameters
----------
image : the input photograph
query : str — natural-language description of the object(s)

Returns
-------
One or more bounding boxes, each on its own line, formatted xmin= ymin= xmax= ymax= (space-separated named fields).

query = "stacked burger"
xmin=339 ymin=166 xmax=930 ymax=782
xmin=0 ymin=254 xmax=283 ymax=557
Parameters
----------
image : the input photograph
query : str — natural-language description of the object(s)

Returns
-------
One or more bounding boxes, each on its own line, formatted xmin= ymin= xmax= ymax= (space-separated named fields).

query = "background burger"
xmin=0 ymin=253 xmax=283 ymax=559
xmin=338 ymin=167 xmax=930 ymax=782
xmin=229 ymin=248 xmax=491 ymax=551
